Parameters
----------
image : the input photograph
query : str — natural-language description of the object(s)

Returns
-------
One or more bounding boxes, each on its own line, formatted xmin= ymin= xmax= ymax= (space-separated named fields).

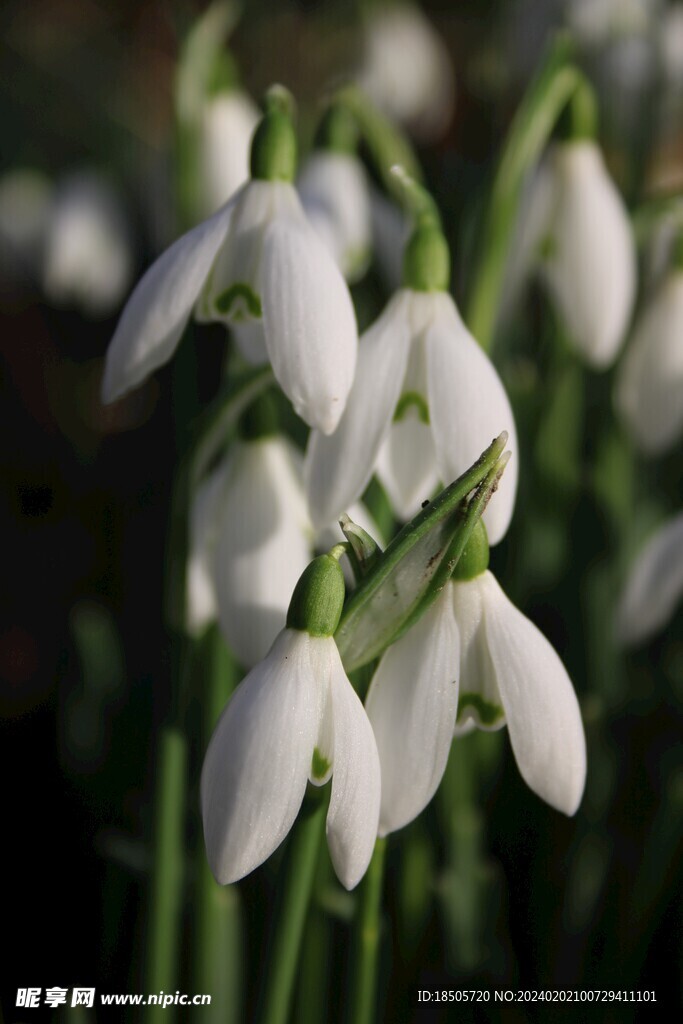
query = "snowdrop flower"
xmin=615 ymin=265 xmax=683 ymax=456
xmin=616 ymin=512 xmax=683 ymax=647
xmin=366 ymin=521 xmax=586 ymax=835
xmin=196 ymin=89 xmax=260 ymax=218
xmin=101 ymin=98 xmax=357 ymax=435
xmin=356 ymin=2 xmax=455 ymax=142
xmin=306 ymin=221 xmax=518 ymax=544
xmin=43 ymin=172 xmax=133 ymax=315
xmin=201 ymin=553 xmax=381 ymax=889
xmin=187 ymin=404 xmax=383 ymax=666
xmin=538 ymin=139 xmax=636 ymax=368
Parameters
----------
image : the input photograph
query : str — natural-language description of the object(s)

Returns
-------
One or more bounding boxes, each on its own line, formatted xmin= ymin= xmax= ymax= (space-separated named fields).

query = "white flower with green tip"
xmin=101 ymin=102 xmax=357 ymax=435
xmin=365 ymin=522 xmax=586 ymax=836
xmin=305 ymin=223 xmax=518 ymax=544
xmin=201 ymin=555 xmax=381 ymax=890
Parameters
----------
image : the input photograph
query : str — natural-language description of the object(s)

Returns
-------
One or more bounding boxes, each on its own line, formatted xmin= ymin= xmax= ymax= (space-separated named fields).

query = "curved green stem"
xmin=258 ymin=792 xmax=328 ymax=1024
xmin=348 ymin=838 xmax=387 ymax=1024
xmin=466 ymin=35 xmax=586 ymax=351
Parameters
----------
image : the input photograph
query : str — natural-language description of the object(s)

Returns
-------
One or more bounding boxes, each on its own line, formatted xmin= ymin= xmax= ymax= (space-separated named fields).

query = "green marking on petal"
xmin=215 ymin=282 xmax=263 ymax=320
xmin=394 ymin=391 xmax=430 ymax=425
xmin=311 ymin=746 xmax=331 ymax=781
xmin=457 ymin=692 xmax=504 ymax=727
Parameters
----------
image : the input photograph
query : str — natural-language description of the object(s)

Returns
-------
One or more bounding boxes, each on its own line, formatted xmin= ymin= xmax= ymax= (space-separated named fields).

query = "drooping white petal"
xmin=212 ymin=438 xmax=313 ymax=668
xmin=197 ymin=91 xmax=260 ymax=218
xmin=426 ymin=295 xmax=518 ymax=544
xmin=201 ymin=180 xmax=301 ymax=324
xmin=305 ymin=292 xmax=411 ymax=527
xmin=231 ymin=320 xmax=269 ymax=366
xmin=616 ymin=512 xmax=683 ymax=646
xmin=101 ymin=199 xmax=234 ymax=402
xmin=540 ymin=141 xmax=636 ymax=368
xmin=615 ymin=271 xmax=683 ymax=455
xmin=479 ymin=571 xmax=586 ymax=816
xmin=365 ymin=593 xmax=459 ymax=836
xmin=299 ymin=152 xmax=372 ymax=282
xmin=186 ymin=461 xmax=231 ymax=635
xmin=324 ymin=643 xmax=381 ymax=889
xmin=201 ymin=629 xmax=322 ymax=884
xmin=451 ymin=577 xmax=505 ymax=734
xmin=262 ymin=218 xmax=358 ymax=434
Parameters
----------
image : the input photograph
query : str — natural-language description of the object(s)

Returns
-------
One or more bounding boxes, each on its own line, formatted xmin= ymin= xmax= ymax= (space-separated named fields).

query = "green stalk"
xmin=143 ymin=727 xmax=187 ymax=1022
xmin=258 ymin=793 xmax=328 ymax=1024
xmin=348 ymin=838 xmax=387 ymax=1024
xmin=192 ymin=625 xmax=242 ymax=1023
xmin=466 ymin=35 xmax=585 ymax=351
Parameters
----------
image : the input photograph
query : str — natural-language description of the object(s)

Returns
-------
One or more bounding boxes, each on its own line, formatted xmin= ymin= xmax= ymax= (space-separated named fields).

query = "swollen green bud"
xmin=286 ymin=555 xmax=346 ymax=637
xmin=315 ymin=104 xmax=359 ymax=154
xmin=250 ymin=109 xmax=297 ymax=182
xmin=452 ymin=519 xmax=489 ymax=581
xmin=557 ymin=79 xmax=598 ymax=142
xmin=402 ymin=223 xmax=450 ymax=292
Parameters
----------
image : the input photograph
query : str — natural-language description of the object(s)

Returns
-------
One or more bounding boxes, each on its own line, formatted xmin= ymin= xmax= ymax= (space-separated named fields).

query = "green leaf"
xmin=335 ymin=434 xmax=509 ymax=671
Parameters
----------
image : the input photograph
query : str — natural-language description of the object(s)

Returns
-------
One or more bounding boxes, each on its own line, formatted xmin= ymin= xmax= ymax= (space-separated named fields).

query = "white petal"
xmin=540 ymin=141 xmax=636 ymax=368
xmin=426 ymin=295 xmax=519 ymax=544
xmin=231 ymin=320 xmax=269 ymax=365
xmin=262 ymin=218 xmax=358 ymax=434
xmin=201 ymin=629 xmax=321 ymax=884
xmin=304 ymin=293 xmax=411 ymax=527
xmin=615 ymin=271 xmax=683 ymax=455
xmin=451 ymin=577 xmax=505 ymax=733
xmin=186 ymin=462 xmax=230 ymax=635
xmin=480 ymin=571 xmax=586 ymax=816
xmin=299 ymin=152 xmax=372 ymax=281
xmin=365 ymin=593 xmax=460 ymax=836
xmin=212 ymin=438 xmax=313 ymax=668
xmin=375 ymin=412 xmax=440 ymax=521
xmin=324 ymin=644 xmax=381 ymax=889
xmin=616 ymin=512 xmax=683 ymax=646
xmin=101 ymin=199 xmax=234 ymax=402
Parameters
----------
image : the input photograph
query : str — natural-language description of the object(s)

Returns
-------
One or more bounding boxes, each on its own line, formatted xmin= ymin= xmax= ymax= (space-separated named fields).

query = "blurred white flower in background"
xmin=615 ymin=265 xmax=683 ymax=455
xmin=43 ymin=173 xmax=134 ymax=316
xmin=356 ymin=1 xmax=455 ymax=142
xmin=369 ymin=187 xmax=412 ymax=291
xmin=617 ymin=512 xmax=683 ymax=646
xmin=0 ymin=168 xmax=133 ymax=314
xmin=299 ymin=150 xmax=372 ymax=282
xmin=196 ymin=89 xmax=260 ymax=218
xmin=538 ymin=140 xmax=636 ymax=368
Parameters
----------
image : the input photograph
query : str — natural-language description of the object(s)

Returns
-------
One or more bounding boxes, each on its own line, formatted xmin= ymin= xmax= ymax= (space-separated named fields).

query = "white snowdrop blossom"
xmin=196 ymin=90 xmax=260 ymax=218
xmin=615 ymin=269 xmax=683 ymax=456
xmin=201 ymin=556 xmax=381 ymax=890
xmin=101 ymin=108 xmax=357 ymax=435
xmin=366 ymin=549 xmax=586 ymax=835
xmin=538 ymin=140 xmax=636 ymax=368
xmin=356 ymin=1 xmax=455 ymax=142
xmin=299 ymin=151 xmax=372 ymax=282
xmin=616 ymin=512 xmax=683 ymax=647
xmin=306 ymin=285 xmax=518 ymax=544
xmin=187 ymin=433 xmax=382 ymax=666
xmin=43 ymin=172 xmax=134 ymax=315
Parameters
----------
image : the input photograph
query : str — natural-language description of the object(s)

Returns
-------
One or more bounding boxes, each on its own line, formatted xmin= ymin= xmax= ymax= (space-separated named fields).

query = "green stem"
xmin=348 ymin=838 xmax=387 ymax=1024
xmin=466 ymin=35 xmax=585 ymax=351
xmin=192 ymin=626 xmax=242 ymax=1023
xmin=143 ymin=727 xmax=187 ymax=1022
xmin=258 ymin=793 xmax=328 ymax=1024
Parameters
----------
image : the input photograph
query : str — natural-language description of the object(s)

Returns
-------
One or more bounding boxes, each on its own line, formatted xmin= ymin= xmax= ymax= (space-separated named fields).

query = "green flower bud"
xmin=250 ymin=109 xmax=297 ymax=182
xmin=315 ymin=104 xmax=359 ymax=154
xmin=402 ymin=223 xmax=450 ymax=292
xmin=286 ymin=554 xmax=346 ymax=637
xmin=452 ymin=519 xmax=489 ymax=581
